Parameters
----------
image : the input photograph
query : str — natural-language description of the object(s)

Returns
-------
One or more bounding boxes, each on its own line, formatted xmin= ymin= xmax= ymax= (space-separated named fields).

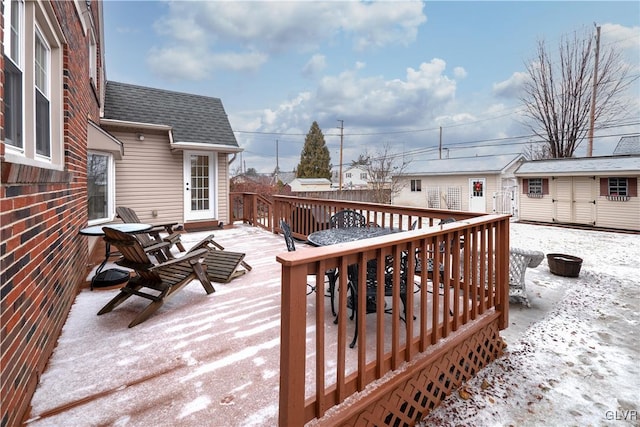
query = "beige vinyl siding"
xmin=113 ymin=131 xmax=185 ymax=225
xmin=596 ymin=197 xmax=640 ymax=231
xmin=217 ymin=152 xmax=229 ymax=224
xmin=395 ymin=174 xmax=502 ymax=213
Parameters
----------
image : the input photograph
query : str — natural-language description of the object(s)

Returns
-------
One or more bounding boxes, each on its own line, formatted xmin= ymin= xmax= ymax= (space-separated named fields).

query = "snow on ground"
xmin=25 ymin=222 xmax=639 ymax=426
xmin=420 ymin=223 xmax=640 ymax=427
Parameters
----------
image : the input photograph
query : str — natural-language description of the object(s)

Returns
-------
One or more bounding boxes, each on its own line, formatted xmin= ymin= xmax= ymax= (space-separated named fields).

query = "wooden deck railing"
xmin=230 ymin=193 xmax=510 ymax=425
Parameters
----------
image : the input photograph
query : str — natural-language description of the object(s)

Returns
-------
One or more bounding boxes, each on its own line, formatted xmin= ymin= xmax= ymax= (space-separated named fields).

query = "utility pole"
xmin=587 ymin=24 xmax=601 ymax=157
xmin=438 ymin=126 xmax=443 ymax=159
xmin=338 ymin=120 xmax=344 ymax=191
xmin=275 ymin=139 xmax=279 ymax=183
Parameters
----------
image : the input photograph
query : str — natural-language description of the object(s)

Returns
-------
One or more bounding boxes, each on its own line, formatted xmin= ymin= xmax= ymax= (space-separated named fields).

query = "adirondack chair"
xmin=98 ymin=226 xmax=215 ymax=328
xmin=189 ymin=234 xmax=249 ymax=283
xmin=116 ymin=206 xmax=185 ymax=262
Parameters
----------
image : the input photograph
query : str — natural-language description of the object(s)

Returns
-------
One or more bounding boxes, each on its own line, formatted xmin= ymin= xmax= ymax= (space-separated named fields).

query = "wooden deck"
xmin=26 ymin=220 xmax=507 ymax=426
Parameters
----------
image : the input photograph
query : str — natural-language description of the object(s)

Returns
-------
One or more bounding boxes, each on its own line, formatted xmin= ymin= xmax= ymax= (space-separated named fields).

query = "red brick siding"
xmin=1 ymin=2 xmax=103 ymax=426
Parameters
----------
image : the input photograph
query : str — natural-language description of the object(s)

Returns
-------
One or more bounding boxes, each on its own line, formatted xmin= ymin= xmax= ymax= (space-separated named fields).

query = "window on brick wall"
xmin=88 ymin=152 xmax=115 ymax=224
xmin=4 ymin=0 xmax=24 ymax=149
xmin=2 ymin=0 xmax=64 ymax=169
xmin=411 ymin=179 xmax=422 ymax=192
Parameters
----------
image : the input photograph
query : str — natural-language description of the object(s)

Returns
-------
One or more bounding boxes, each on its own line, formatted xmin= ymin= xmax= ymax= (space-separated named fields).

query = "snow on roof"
xmin=290 ymin=178 xmax=331 ymax=185
xmin=515 ymin=155 xmax=640 ymax=176
xmin=402 ymin=153 xmax=524 ymax=176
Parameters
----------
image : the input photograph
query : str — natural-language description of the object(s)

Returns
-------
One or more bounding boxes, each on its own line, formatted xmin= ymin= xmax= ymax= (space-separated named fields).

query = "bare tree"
xmin=521 ymin=29 xmax=635 ymax=158
xmin=363 ymin=143 xmax=411 ymax=204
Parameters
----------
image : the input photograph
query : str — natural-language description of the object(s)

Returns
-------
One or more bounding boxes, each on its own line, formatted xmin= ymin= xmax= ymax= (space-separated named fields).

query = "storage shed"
xmin=514 ymin=155 xmax=640 ymax=231
xmin=393 ymin=154 xmax=525 ymax=215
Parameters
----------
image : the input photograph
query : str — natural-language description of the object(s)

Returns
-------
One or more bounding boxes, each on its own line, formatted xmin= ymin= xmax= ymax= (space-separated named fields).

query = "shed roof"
xmin=402 ymin=153 xmax=524 ymax=176
xmin=290 ymin=178 xmax=332 ymax=185
xmin=103 ymin=81 xmax=239 ymax=148
xmin=515 ymin=155 xmax=640 ymax=176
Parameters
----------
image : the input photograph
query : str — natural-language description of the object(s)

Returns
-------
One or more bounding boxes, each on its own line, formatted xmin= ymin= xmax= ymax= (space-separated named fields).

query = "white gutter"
xmin=99 ymin=118 xmax=173 ymax=132
xmin=170 ymin=141 xmax=244 ymax=153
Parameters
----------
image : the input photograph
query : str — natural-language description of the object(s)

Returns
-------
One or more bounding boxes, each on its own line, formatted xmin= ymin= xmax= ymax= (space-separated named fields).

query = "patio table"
xmin=307 ymin=226 xmax=402 ymax=246
xmin=79 ymin=223 xmax=152 ymax=290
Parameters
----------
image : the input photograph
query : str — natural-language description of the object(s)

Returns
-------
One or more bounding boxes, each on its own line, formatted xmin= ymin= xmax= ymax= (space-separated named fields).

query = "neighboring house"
xmin=393 ymin=154 xmax=525 ymax=215
xmin=287 ymin=177 xmax=333 ymax=192
xmin=101 ymin=81 xmax=243 ymax=231
xmin=613 ymin=134 xmax=639 ymax=155
xmin=515 ymin=154 xmax=640 ymax=231
xmin=1 ymin=1 xmax=105 ymax=425
xmin=331 ymin=165 xmax=369 ymax=189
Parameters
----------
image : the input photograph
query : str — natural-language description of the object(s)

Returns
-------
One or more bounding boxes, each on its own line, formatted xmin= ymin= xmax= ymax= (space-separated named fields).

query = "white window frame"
xmin=2 ymin=0 xmax=65 ymax=170
xmin=34 ymin=26 xmax=51 ymax=159
xmin=87 ymin=151 xmax=115 ymax=225
xmin=527 ymin=178 xmax=543 ymax=195
xmin=4 ymin=0 xmax=25 ymax=150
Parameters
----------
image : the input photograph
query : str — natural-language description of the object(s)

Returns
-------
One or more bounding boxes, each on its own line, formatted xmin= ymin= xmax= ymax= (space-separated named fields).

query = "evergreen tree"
xmin=296 ymin=121 xmax=332 ymax=179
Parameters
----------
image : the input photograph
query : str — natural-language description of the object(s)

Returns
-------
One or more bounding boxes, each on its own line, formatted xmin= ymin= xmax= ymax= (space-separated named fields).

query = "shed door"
xmin=554 ymin=177 xmax=573 ymax=223
xmin=553 ymin=177 xmax=595 ymax=225
xmin=573 ymin=177 xmax=596 ymax=225
xmin=469 ymin=178 xmax=486 ymax=213
xmin=183 ymin=151 xmax=217 ymax=221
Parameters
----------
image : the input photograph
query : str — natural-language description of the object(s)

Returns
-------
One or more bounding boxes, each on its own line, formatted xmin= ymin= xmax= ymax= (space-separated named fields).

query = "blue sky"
xmin=103 ymin=1 xmax=640 ymax=174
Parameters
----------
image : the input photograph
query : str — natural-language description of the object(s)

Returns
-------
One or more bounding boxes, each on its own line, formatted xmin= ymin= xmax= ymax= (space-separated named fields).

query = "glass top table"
xmin=79 ymin=223 xmax=153 ymax=289
xmin=307 ymin=226 xmax=402 ymax=247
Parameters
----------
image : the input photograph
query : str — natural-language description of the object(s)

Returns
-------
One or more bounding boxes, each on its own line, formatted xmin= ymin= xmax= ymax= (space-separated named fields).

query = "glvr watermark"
xmin=605 ymin=410 xmax=637 ymax=421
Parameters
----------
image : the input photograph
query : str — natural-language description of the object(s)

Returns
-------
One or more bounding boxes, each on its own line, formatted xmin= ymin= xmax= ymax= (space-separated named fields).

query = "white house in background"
xmin=331 ymin=165 xmax=369 ymax=189
xmin=393 ymin=154 xmax=525 ymax=216
xmin=287 ymin=177 xmax=333 ymax=192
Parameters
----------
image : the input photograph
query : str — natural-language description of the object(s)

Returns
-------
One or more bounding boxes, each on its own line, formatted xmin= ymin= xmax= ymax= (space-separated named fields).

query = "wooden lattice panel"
xmin=341 ymin=320 xmax=504 ymax=427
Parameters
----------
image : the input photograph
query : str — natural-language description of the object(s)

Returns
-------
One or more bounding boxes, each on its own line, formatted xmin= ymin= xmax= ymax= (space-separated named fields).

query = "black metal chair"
xmin=281 ymin=220 xmax=337 ymax=298
xmin=330 ymin=209 xmax=366 ymax=229
xmin=345 ymin=252 xmax=410 ymax=348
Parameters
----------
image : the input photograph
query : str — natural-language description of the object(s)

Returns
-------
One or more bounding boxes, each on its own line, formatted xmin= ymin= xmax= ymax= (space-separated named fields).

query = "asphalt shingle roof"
xmin=613 ymin=135 xmax=640 ymax=155
xmin=103 ymin=81 xmax=238 ymax=147
xmin=515 ymin=155 xmax=640 ymax=175
xmin=403 ymin=153 xmax=524 ymax=176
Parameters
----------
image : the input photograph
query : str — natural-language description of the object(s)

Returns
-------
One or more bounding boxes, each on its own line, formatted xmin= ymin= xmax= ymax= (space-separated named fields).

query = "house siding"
xmin=0 ymin=2 xmax=102 ymax=426
xmin=102 ymin=130 xmax=231 ymax=226
xmin=217 ymin=152 xmax=229 ymax=224
xmin=110 ymin=130 xmax=185 ymax=225
xmin=395 ymin=174 xmax=504 ymax=213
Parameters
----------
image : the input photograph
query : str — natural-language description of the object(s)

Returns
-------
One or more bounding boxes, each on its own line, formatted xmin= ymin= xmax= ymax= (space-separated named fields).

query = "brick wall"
xmin=0 ymin=2 xmax=102 ymax=426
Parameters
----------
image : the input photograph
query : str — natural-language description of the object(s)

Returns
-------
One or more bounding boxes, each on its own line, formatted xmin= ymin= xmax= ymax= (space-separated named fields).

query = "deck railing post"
xmin=278 ymin=261 xmax=308 ymax=426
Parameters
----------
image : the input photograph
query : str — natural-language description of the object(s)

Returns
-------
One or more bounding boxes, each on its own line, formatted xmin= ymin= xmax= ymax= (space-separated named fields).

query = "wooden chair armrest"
xmin=150 ymin=248 xmax=208 ymax=270
xmin=142 ymin=241 xmax=171 ymax=252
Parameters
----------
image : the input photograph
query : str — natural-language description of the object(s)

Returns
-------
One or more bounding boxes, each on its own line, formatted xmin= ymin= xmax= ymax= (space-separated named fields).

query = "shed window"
xmin=411 ymin=179 xmax=422 ymax=192
xmin=360 ymin=173 xmax=367 ymax=180
xmin=523 ymin=178 xmax=549 ymax=197
xmin=608 ymin=178 xmax=628 ymax=196
xmin=528 ymin=178 xmax=543 ymax=194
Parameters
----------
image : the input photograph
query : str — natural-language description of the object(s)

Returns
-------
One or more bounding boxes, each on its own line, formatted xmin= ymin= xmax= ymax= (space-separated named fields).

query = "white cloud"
xmin=453 ymin=66 xmax=467 ymax=79
xmin=493 ymin=71 xmax=529 ymax=99
xmin=146 ymin=0 xmax=426 ymax=79
xmin=301 ymin=54 xmax=327 ymax=78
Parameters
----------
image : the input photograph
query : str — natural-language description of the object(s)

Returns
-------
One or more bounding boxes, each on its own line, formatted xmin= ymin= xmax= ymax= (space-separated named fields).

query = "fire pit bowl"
xmin=547 ymin=253 xmax=583 ymax=278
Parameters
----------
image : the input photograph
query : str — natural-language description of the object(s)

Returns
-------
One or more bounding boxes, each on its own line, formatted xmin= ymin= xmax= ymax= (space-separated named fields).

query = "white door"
xmin=469 ymin=178 xmax=486 ymax=213
xmin=183 ymin=151 xmax=217 ymax=221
